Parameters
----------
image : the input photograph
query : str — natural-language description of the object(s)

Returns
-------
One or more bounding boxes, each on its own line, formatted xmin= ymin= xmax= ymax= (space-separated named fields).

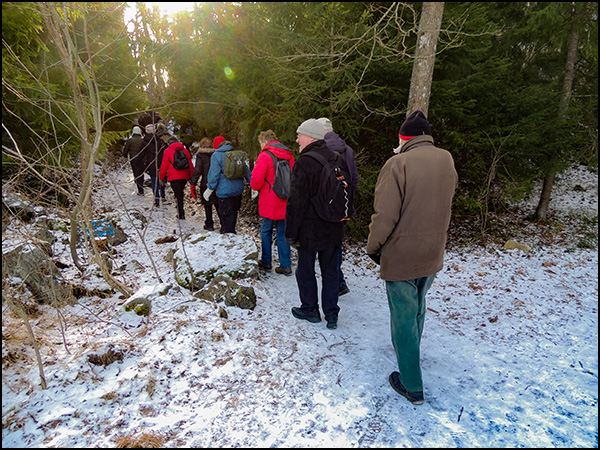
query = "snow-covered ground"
xmin=2 ymin=163 xmax=598 ymax=448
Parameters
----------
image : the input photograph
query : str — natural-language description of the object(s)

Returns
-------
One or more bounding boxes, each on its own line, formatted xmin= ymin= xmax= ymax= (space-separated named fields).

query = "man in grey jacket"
xmin=367 ymin=110 xmax=458 ymax=404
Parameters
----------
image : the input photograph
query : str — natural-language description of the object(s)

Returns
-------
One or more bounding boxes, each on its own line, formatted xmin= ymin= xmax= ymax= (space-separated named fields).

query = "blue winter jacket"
xmin=206 ymin=141 xmax=252 ymax=198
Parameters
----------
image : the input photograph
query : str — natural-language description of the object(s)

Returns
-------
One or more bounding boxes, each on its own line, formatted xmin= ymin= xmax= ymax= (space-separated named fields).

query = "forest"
xmin=2 ymin=2 xmax=598 ymax=241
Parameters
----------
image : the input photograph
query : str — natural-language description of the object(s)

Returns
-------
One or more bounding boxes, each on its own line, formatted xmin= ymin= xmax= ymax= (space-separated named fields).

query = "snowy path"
xmin=2 ymin=165 xmax=598 ymax=448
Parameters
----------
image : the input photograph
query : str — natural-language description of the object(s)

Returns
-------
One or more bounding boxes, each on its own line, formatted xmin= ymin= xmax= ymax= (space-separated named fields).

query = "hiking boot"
xmin=275 ymin=267 xmax=292 ymax=276
xmin=389 ymin=372 xmax=424 ymax=405
xmin=325 ymin=315 xmax=338 ymax=329
xmin=204 ymin=224 xmax=215 ymax=231
xmin=258 ymin=260 xmax=272 ymax=270
xmin=339 ymin=284 xmax=350 ymax=296
xmin=291 ymin=307 xmax=321 ymax=323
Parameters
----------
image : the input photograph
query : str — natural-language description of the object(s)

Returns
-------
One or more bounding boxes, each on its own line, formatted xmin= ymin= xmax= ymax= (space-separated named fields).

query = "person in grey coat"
xmin=318 ymin=117 xmax=359 ymax=297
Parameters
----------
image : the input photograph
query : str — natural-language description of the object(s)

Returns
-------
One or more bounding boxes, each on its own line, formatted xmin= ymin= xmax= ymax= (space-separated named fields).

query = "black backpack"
xmin=171 ymin=146 xmax=189 ymax=170
xmin=305 ymin=151 xmax=354 ymax=223
xmin=265 ymin=150 xmax=292 ymax=200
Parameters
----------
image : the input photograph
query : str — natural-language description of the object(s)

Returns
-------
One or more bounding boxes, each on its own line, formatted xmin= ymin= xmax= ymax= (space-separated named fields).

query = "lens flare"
xmin=223 ymin=66 xmax=234 ymax=79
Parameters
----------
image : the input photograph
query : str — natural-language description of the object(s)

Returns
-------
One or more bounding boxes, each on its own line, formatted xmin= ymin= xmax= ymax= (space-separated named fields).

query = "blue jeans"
xmin=261 ymin=218 xmax=291 ymax=269
xmin=150 ymin=176 xmax=166 ymax=204
xmin=386 ymin=274 xmax=436 ymax=392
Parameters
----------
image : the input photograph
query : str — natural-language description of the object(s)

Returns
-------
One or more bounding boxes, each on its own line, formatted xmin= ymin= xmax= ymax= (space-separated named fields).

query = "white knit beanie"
xmin=296 ymin=119 xmax=325 ymax=140
xmin=132 ymin=126 xmax=142 ymax=135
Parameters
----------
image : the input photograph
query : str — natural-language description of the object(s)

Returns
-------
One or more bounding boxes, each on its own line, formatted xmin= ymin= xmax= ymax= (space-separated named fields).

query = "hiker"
xmin=159 ymin=141 xmax=194 ymax=220
xmin=190 ymin=137 xmax=219 ymax=231
xmin=122 ymin=125 xmax=146 ymax=196
xmin=285 ymin=119 xmax=344 ymax=330
xmin=318 ymin=117 xmax=359 ymax=297
xmin=204 ymin=136 xmax=252 ymax=234
xmin=251 ymin=130 xmax=295 ymax=275
xmin=367 ymin=110 xmax=458 ymax=405
xmin=142 ymin=123 xmax=167 ymax=207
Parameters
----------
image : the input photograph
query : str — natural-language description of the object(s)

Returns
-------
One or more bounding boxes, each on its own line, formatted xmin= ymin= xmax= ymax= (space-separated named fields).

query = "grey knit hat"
xmin=317 ymin=117 xmax=333 ymax=131
xmin=132 ymin=126 xmax=142 ymax=135
xmin=296 ymin=118 xmax=325 ymax=140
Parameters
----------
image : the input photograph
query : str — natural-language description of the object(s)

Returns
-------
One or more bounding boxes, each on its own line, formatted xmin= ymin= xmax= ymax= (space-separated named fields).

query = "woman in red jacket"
xmin=159 ymin=141 xmax=194 ymax=220
xmin=250 ymin=130 xmax=295 ymax=275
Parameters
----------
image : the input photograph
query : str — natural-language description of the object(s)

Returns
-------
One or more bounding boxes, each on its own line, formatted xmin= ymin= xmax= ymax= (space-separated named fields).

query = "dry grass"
xmin=114 ymin=430 xmax=169 ymax=448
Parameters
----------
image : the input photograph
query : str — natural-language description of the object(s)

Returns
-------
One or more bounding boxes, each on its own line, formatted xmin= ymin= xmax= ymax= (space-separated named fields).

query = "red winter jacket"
xmin=159 ymin=142 xmax=194 ymax=182
xmin=250 ymin=140 xmax=295 ymax=220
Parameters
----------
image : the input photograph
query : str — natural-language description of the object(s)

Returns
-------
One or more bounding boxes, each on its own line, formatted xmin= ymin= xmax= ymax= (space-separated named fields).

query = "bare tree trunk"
xmin=36 ymin=3 xmax=133 ymax=297
xmin=406 ymin=2 xmax=444 ymax=117
xmin=535 ymin=6 xmax=579 ymax=220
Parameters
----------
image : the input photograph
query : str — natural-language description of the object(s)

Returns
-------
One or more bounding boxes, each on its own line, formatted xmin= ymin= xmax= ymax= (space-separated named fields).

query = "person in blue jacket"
xmin=204 ymin=136 xmax=252 ymax=234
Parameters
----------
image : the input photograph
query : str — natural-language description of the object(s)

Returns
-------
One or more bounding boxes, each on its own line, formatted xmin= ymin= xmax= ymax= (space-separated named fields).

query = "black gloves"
xmin=368 ymin=253 xmax=381 ymax=265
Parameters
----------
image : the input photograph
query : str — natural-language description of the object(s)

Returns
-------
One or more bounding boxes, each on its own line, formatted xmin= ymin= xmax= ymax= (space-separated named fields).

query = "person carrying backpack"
xmin=204 ymin=136 xmax=252 ymax=234
xmin=285 ymin=119 xmax=345 ymax=330
xmin=250 ymin=130 xmax=295 ymax=275
xmin=159 ymin=141 xmax=194 ymax=220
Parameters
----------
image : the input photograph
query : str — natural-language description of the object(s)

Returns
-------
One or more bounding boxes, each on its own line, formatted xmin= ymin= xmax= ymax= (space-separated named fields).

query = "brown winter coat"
xmin=367 ymin=135 xmax=458 ymax=281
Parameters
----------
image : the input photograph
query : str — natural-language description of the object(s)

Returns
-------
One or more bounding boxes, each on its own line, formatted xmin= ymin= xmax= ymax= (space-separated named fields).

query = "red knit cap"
xmin=213 ymin=136 xmax=226 ymax=149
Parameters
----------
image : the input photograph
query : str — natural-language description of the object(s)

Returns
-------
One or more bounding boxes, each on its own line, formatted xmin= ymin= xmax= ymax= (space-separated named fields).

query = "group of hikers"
xmin=122 ymin=112 xmax=458 ymax=406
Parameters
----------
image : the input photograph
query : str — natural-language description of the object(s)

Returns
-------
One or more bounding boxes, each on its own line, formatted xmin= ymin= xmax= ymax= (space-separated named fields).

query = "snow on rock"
xmin=172 ymin=232 xmax=259 ymax=290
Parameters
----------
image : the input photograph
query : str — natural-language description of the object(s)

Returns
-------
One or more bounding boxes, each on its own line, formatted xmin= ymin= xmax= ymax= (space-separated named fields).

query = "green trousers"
xmin=386 ymin=274 xmax=436 ymax=392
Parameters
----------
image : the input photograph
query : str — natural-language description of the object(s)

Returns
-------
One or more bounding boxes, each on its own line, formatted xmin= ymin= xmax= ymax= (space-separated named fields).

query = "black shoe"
xmin=291 ymin=307 xmax=321 ymax=323
xmin=275 ymin=266 xmax=292 ymax=276
xmin=325 ymin=315 xmax=338 ymax=329
xmin=389 ymin=372 xmax=424 ymax=405
xmin=339 ymin=284 xmax=350 ymax=296
xmin=204 ymin=224 xmax=215 ymax=231
xmin=258 ymin=260 xmax=272 ymax=270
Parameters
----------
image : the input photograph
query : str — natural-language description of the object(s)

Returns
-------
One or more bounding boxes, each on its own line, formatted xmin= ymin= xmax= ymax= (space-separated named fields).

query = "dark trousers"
xmin=217 ymin=195 xmax=242 ymax=233
xmin=204 ymin=203 xmax=218 ymax=228
xmin=338 ymin=223 xmax=347 ymax=286
xmin=170 ymin=179 xmax=187 ymax=219
xmin=130 ymin=161 xmax=145 ymax=194
xmin=296 ymin=246 xmax=340 ymax=318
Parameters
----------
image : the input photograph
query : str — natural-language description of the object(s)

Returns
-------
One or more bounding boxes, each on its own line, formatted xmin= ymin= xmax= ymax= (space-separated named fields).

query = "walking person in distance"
xmin=190 ymin=137 xmax=219 ymax=231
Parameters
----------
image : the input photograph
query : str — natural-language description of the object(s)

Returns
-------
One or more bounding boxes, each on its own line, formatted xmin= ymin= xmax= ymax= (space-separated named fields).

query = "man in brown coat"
xmin=367 ymin=110 xmax=458 ymax=404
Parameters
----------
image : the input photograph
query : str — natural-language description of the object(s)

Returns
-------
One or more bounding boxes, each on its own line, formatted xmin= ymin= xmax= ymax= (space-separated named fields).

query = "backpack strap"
xmin=304 ymin=150 xmax=329 ymax=166
xmin=264 ymin=150 xmax=278 ymax=191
